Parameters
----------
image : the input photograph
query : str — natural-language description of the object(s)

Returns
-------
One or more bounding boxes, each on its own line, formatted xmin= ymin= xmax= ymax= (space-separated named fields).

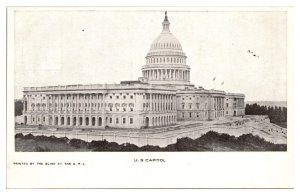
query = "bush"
xmin=23 ymin=134 xmax=35 ymax=140
xmin=139 ymin=145 xmax=161 ymax=151
xmin=69 ymin=139 xmax=87 ymax=148
xmin=35 ymin=146 xmax=50 ymax=152
xmin=15 ymin=133 xmax=24 ymax=139
xmin=88 ymin=140 xmax=109 ymax=149
xmin=175 ymin=137 xmax=198 ymax=151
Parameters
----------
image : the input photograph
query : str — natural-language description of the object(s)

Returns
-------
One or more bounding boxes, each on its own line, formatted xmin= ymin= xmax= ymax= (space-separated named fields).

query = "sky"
xmin=13 ymin=8 xmax=287 ymax=101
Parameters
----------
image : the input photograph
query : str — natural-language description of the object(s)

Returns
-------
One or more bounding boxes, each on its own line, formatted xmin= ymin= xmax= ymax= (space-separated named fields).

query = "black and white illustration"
xmin=13 ymin=8 xmax=288 ymax=152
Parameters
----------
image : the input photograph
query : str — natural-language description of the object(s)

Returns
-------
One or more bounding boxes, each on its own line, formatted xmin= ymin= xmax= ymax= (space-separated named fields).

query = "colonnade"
xmin=143 ymin=69 xmax=190 ymax=81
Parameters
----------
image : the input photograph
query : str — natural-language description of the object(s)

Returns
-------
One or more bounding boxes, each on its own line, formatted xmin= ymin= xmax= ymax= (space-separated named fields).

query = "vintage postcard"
xmin=6 ymin=7 xmax=293 ymax=188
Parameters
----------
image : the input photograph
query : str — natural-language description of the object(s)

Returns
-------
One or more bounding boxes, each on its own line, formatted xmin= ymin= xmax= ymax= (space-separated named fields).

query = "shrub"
xmin=69 ymin=139 xmax=87 ymax=148
xmin=15 ymin=133 xmax=24 ymax=139
xmin=35 ymin=146 xmax=50 ymax=152
xmin=23 ymin=134 xmax=35 ymax=140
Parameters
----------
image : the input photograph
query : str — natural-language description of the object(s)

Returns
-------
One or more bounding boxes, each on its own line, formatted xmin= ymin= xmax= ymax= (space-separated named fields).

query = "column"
xmin=172 ymin=69 xmax=175 ymax=79
xmin=76 ymin=115 xmax=80 ymax=126
xmin=89 ymin=116 xmax=92 ymax=127
xmin=70 ymin=115 xmax=73 ymax=126
xmin=58 ymin=115 xmax=61 ymax=126
xmin=64 ymin=95 xmax=67 ymax=126
xmin=152 ymin=70 xmax=155 ymax=80
xmin=58 ymin=94 xmax=61 ymax=114
xmin=179 ymin=70 xmax=182 ymax=80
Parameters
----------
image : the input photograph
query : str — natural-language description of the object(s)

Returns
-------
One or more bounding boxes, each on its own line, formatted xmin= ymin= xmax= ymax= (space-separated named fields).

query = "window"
xmin=130 ymin=95 xmax=133 ymax=99
xmin=130 ymin=118 xmax=133 ymax=124
xmin=182 ymin=113 xmax=184 ymax=118
xmin=110 ymin=107 xmax=112 ymax=111
xmin=116 ymin=118 xmax=119 ymax=124
xmin=116 ymin=96 xmax=119 ymax=99
xmin=43 ymin=117 xmax=45 ymax=122
xmin=110 ymin=96 xmax=112 ymax=99
xmin=182 ymin=103 xmax=185 ymax=109
xmin=190 ymin=113 xmax=192 ymax=118
xmin=196 ymin=103 xmax=199 ymax=109
xmin=123 ymin=107 xmax=126 ymax=112
xmin=123 ymin=118 xmax=126 ymax=124
xmin=123 ymin=95 xmax=126 ymax=99
xmin=197 ymin=113 xmax=199 ymax=118
xmin=226 ymin=103 xmax=229 ymax=108
xmin=110 ymin=118 xmax=112 ymax=123
xmin=189 ymin=103 xmax=192 ymax=109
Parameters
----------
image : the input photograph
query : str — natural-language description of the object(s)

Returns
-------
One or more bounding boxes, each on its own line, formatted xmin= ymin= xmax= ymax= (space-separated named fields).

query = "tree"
xmin=15 ymin=100 xmax=23 ymax=116
xmin=245 ymin=103 xmax=287 ymax=127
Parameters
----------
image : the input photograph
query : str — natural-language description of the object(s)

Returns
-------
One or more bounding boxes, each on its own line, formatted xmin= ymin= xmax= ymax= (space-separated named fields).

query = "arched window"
xmin=115 ymin=103 xmax=120 ymax=111
xmin=129 ymin=103 xmax=134 ymax=111
xmin=122 ymin=103 xmax=127 ymax=112
xmin=36 ymin=103 xmax=41 ymax=111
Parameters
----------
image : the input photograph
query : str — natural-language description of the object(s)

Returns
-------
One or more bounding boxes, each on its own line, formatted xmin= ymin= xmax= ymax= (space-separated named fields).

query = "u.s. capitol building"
xmin=22 ymin=12 xmax=245 ymax=129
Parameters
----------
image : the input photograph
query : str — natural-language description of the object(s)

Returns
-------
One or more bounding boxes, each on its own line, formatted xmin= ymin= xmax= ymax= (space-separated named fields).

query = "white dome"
xmin=150 ymin=32 xmax=183 ymax=51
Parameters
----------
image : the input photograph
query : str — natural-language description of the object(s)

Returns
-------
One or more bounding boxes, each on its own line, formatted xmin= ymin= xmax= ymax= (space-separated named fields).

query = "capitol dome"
xmin=150 ymin=32 xmax=183 ymax=51
xmin=142 ymin=12 xmax=191 ymax=87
